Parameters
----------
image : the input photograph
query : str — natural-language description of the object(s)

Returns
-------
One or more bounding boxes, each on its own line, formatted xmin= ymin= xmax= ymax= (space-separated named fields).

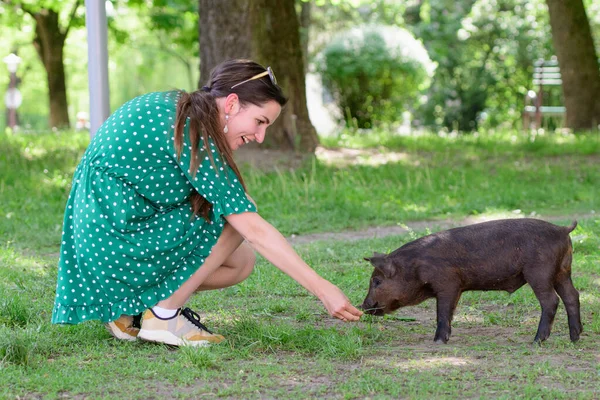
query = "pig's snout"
xmin=360 ymin=300 xmax=385 ymax=316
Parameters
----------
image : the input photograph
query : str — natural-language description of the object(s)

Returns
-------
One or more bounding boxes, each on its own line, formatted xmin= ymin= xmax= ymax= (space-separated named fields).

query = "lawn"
xmin=1 ymin=129 xmax=599 ymax=398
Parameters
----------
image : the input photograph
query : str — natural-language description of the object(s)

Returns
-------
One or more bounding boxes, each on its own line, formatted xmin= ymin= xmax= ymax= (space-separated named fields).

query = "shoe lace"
xmin=132 ymin=312 xmax=143 ymax=329
xmin=181 ymin=307 xmax=215 ymax=334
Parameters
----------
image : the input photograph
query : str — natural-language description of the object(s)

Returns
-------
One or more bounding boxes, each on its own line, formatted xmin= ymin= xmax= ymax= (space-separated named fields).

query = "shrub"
xmin=317 ymin=25 xmax=434 ymax=129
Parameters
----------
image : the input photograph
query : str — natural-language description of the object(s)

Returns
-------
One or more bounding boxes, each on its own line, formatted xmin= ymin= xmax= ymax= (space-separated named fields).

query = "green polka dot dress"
xmin=51 ymin=91 xmax=256 ymax=324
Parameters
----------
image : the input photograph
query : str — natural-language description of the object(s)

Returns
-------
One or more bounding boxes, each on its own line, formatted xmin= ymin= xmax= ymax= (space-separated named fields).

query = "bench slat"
xmin=533 ymin=73 xmax=561 ymax=79
xmin=532 ymin=79 xmax=562 ymax=85
xmin=523 ymin=105 xmax=566 ymax=115
xmin=534 ymin=67 xmax=561 ymax=73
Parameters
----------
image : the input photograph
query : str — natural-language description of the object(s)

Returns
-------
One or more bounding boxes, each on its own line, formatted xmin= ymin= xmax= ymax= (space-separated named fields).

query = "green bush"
xmin=317 ymin=25 xmax=434 ymax=129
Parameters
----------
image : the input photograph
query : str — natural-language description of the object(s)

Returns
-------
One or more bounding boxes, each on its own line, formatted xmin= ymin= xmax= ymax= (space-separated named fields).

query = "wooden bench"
xmin=522 ymin=58 xmax=566 ymax=129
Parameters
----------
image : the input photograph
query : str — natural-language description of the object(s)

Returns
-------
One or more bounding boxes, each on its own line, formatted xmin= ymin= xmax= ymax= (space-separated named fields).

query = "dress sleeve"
xmin=166 ymin=118 xmax=257 ymax=219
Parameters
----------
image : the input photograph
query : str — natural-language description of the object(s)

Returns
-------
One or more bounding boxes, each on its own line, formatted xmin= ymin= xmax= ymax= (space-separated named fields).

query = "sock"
xmin=151 ymin=306 xmax=178 ymax=319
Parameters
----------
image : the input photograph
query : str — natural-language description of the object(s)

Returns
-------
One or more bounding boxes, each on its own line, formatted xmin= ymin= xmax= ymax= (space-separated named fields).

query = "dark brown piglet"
xmin=361 ymin=218 xmax=582 ymax=344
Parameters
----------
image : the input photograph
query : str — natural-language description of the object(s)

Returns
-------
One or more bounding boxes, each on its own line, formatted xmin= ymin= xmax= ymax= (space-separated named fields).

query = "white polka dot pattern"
xmin=51 ymin=91 xmax=257 ymax=324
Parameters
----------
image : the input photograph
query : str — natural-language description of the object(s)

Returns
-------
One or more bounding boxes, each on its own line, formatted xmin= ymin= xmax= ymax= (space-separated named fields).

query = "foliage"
xmin=317 ymin=24 xmax=434 ymax=129
xmin=0 ymin=2 xmax=199 ymax=130
xmin=412 ymin=0 xmax=554 ymax=131
xmin=0 ymin=0 xmax=86 ymax=130
xmin=586 ymin=0 xmax=600 ymax=52
xmin=122 ymin=0 xmax=198 ymax=54
xmin=106 ymin=3 xmax=199 ymax=109
xmin=1 ymin=0 xmax=599 ymax=132
xmin=303 ymin=0 xmax=413 ymax=56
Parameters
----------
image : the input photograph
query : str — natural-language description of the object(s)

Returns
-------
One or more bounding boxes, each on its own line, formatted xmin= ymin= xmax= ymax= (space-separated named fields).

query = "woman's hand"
xmin=316 ymin=280 xmax=363 ymax=322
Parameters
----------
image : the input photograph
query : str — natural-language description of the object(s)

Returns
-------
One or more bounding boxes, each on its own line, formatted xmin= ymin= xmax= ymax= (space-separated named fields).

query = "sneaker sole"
xmin=105 ymin=322 xmax=138 ymax=341
xmin=138 ymin=329 xmax=213 ymax=347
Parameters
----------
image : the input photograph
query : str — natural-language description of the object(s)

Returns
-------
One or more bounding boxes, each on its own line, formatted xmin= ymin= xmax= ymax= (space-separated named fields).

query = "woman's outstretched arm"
xmin=225 ymin=212 xmax=363 ymax=321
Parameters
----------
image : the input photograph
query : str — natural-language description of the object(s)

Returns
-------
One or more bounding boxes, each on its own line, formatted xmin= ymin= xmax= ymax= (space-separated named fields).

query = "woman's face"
xmin=223 ymin=97 xmax=282 ymax=151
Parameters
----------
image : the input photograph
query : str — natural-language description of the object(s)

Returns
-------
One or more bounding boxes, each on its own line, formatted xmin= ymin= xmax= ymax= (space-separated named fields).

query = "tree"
xmin=124 ymin=0 xmax=199 ymax=90
xmin=199 ymin=0 xmax=318 ymax=152
xmin=546 ymin=0 xmax=600 ymax=131
xmin=1 ymin=0 xmax=83 ymax=128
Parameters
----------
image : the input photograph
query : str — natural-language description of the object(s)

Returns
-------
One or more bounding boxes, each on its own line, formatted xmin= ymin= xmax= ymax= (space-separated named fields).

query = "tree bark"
xmin=546 ymin=0 xmax=600 ymax=131
xmin=299 ymin=0 xmax=311 ymax=74
xmin=29 ymin=8 xmax=73 ymax=129
xmin=199 ymin=0 xmax=318 ymax=152
xmin=199 ymin=0 xmax=252 ymax=85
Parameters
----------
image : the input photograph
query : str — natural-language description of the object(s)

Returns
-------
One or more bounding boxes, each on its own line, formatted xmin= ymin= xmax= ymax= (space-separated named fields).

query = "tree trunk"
xmin=299 ymin=0 xmax=311 ymax=74
xmin=199 ymin=0 xmax=318 ymax=152
xmin=199 ymin=0 xmax=252 ymax=85
xmin=32 ymin=10 xmax=71 ymax=129
xmin=546 ymin=0 xmax=600 ymax=131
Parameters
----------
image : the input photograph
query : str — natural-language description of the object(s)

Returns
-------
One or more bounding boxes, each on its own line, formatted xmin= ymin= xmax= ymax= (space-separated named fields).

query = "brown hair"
xmin=173 ymin=59 xmax=287 ymax=220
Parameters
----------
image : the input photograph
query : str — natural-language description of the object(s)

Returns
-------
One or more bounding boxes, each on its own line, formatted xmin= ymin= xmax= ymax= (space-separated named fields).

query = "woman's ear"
xmin=225 ymin=93 xmax=240 ymax=114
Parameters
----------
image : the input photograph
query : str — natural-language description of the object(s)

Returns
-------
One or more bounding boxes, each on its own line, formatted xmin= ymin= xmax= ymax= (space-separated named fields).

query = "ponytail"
xmin=173 ymin=90 xmax=248 ymax=220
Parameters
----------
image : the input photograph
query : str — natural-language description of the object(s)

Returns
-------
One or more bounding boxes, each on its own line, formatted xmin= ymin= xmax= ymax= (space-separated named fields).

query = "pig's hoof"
xmin=569 ymin=334 xmax=580 ymax=342
xmin=434 ymin=332 xmax=449 ymax=344
xmin=570 ymin=325 xmax=583 ymax=342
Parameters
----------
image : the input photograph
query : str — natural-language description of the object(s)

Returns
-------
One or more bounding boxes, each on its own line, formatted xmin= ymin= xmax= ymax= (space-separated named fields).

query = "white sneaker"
xmin=138 ymin=307 xmax=224 ymax=347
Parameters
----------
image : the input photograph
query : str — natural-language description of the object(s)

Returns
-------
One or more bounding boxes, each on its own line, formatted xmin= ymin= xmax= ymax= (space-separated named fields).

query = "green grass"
xmin=0 ymin=221 xmax=598 ymax=398
xmin=249 ymin=129 xmax=600 ymax=235
xmin=2 ymin=129 xmax=599 ymax=249
xmin=1 ymin=128 xmax=599 ymax=398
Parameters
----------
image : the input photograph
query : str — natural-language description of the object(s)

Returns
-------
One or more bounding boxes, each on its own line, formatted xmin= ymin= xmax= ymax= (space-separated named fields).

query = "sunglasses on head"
xmin=231 ymin=66 xmax=277 ymax=89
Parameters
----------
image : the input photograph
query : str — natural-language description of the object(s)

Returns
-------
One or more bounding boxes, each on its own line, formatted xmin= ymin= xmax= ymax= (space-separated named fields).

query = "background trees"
xmin=1 ymin=0 xmax=599 ymax=137
xmin=1 ymin=0 xmax=84 ymax=128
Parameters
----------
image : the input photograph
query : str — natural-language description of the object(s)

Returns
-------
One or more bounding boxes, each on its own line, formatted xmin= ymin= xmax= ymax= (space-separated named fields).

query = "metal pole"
xmin=85 ymin=0 xmax=110 ymax=138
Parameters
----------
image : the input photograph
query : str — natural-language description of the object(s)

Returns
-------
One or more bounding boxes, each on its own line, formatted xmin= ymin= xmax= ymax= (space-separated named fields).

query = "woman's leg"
xmin=195 ymin=242 xmax=255 ymax=291
xmin=156 ymin=223 xmax=254 ymax=309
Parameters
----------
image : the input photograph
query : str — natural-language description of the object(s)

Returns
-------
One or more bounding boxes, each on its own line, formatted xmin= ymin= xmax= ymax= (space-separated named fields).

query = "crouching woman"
xmin=52 ymin=59 xmax=362 ymax=347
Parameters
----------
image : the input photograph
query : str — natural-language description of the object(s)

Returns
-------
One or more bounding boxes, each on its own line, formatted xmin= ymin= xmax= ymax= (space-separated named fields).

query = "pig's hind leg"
xmin=554 ymin=272 xmax=582 ymax=342
xmin=527 ymin=279 xmax=560 ymax=344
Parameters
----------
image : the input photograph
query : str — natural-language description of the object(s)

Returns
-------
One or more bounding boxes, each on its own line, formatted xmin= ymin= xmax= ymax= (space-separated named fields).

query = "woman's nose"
xmin=256 ymin=129 xmax=266 ymax=143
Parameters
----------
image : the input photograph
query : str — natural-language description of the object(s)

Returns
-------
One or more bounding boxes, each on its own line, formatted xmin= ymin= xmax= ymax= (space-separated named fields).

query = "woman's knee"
xmin=220 ymin=241 xmax=255 ymax=282
xmin=237 ymin=243 xmax=256 ymax=281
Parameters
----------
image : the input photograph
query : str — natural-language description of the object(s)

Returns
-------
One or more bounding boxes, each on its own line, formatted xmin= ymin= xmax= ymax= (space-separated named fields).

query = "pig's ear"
xmin=365 ymin=254 xmax=396 ymax=278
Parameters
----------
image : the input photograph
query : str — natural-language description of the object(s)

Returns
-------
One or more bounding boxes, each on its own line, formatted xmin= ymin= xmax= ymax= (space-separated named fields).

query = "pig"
xmin=360 ymin=218 xmax=582 ymax=344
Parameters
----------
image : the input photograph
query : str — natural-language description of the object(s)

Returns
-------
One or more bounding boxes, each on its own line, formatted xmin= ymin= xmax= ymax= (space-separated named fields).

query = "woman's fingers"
xmin=330 ymin=300 xmax=363 ymax=321
xmin=318 ymin=281 xmax=363 ymax=321
xmin=335 ymin=304 xmax=363 ymax=321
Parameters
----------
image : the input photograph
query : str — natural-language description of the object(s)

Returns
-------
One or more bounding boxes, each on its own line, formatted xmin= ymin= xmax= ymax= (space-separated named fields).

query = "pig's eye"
xmin=372 ymin=277 xmax=382 ymax=287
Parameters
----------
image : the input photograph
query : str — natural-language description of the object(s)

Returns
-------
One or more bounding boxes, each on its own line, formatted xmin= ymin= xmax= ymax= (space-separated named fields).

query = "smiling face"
xmin=218 ymin=94 xmax=282 ymax=151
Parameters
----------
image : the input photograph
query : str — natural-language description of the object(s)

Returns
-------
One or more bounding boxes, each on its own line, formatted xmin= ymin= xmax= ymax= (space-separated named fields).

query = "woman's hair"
xmin=173 ymin=59 xmax=287 ymax=220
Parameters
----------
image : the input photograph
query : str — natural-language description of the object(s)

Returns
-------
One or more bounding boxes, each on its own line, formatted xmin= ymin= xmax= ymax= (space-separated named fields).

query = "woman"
xmin=52 ymin=59 xmax=362 ymax=347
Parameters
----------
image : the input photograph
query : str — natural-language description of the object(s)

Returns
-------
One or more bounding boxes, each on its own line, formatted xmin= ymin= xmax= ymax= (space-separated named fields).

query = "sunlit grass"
xmin=0 ymin=128 xmax=599 ymax=397
xmin=320 ymin=127 xmax=600 ymax=156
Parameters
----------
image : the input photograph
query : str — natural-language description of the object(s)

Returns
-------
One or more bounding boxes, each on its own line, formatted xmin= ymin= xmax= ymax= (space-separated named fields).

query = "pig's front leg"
xmin=434 ymin=290 xmax=462 ymax=344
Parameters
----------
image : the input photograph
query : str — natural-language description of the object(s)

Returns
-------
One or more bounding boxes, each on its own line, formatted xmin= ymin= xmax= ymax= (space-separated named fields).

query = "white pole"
xmin=85 ymin=0 xmax=110 ymax=138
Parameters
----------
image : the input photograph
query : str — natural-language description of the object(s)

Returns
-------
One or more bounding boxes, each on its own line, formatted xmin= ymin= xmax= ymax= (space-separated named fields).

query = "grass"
xmin=249 ymin=129 xmax=600 ymax=235
xmin=0 ymin=128 xmax=599 ymax=398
